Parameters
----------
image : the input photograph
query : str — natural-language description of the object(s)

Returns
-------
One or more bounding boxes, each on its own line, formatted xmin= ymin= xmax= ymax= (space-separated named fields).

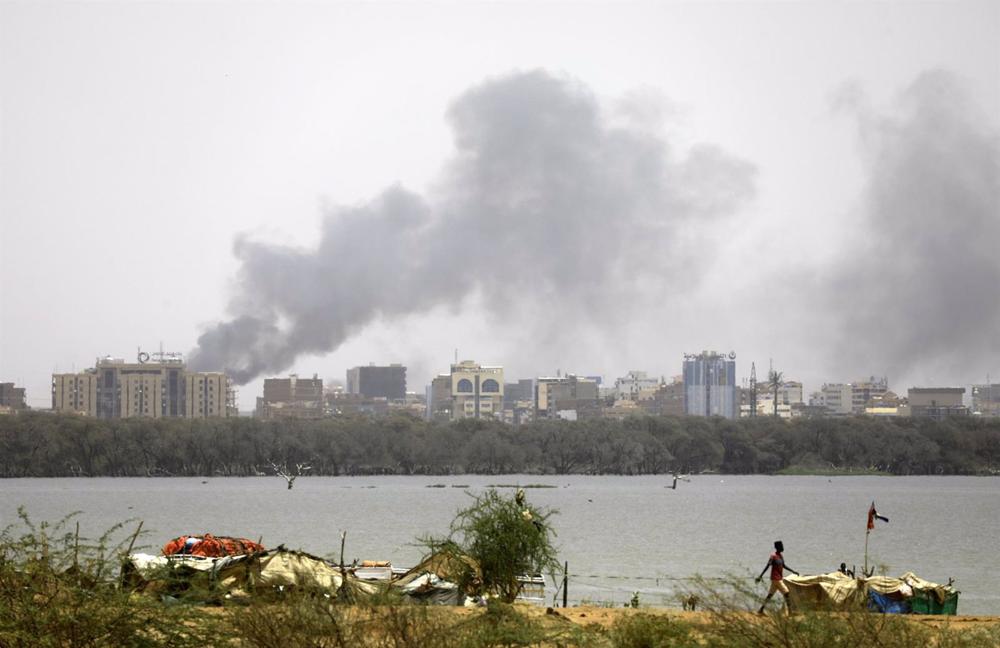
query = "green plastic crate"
xmin=910 ymin=590 xmax=958 ymax=615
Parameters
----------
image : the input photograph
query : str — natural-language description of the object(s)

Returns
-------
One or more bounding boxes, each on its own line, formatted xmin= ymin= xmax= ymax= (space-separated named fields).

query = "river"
xmin=2 ymin=475 xmax=997 ymax=614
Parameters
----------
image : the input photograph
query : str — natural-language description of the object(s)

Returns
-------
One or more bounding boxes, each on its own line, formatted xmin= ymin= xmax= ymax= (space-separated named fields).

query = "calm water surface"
xmin=2 ymin=475 xmax=997 ymax=614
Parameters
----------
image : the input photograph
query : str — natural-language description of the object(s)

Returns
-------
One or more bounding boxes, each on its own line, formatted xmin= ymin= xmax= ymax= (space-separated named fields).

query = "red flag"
xmin=867 ymin=501 xmax=889 ymax=530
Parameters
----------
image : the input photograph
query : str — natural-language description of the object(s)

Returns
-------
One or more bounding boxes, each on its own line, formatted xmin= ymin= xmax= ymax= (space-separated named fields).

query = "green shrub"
xmin=424 ymin=489 xmax=560 ymax=603
xmin=608 ymin=613 xmax=697 ymax=648
xmin=0 ymin=508 xmax=219 ymax=647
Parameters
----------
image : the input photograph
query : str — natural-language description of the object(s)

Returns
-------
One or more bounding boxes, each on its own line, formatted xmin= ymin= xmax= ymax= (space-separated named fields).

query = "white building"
xmin=810 ymin=383 xmax=853 ymax=416
xmin=613 ymin=370 xmax=660 ymax=402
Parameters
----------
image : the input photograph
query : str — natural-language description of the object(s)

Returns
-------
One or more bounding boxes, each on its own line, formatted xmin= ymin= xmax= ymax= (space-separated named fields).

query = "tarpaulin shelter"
xmin=123 ymin=548 xmax=378 ymax=601
xmin=785 ymin=571 xmax=959 ymax=614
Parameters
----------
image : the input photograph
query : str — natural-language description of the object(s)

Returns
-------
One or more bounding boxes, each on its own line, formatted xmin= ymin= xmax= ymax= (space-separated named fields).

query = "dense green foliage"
xmin=2 ymin=411 xmax=999 ymax=477
xmin=424 ymin=489 xmax=560 ymax=603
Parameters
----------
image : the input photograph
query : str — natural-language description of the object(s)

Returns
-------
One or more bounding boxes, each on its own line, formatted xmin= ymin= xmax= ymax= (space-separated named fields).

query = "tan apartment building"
xmin=256 ymin=374 xmax=324 ymax=419
xmin=450 ymin=360 xmax=504 ymax=420
xmin=52 ymin=354 xmax=235 ymax=418
xmin=535 ymin=375 xmax=600 ymax=420
xmin=185 ymin=372 xmax=233 ymax=418
xmin=906 ymin=387 xmax=968 ymax=420
xmin=52 ymin=372 xmax=99 ymax=414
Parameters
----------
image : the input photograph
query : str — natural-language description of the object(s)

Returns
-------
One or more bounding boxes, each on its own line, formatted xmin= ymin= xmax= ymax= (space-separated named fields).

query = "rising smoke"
xmin=822 ymin=70 xmax=1000 ymax=384
xmin=188 ymin=70 xmax=756 ymax=383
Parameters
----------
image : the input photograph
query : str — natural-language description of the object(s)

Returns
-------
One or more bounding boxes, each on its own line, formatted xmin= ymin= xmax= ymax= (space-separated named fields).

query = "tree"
xmin=425 ymin=489 xmax=560 ymax=603
xmin=769 ymin=369 xmax=783 ymax=418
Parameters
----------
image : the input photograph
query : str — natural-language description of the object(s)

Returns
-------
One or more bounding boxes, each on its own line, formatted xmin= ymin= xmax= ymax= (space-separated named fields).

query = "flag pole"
xmin=864 ymin=528 xmax=870 ymax=574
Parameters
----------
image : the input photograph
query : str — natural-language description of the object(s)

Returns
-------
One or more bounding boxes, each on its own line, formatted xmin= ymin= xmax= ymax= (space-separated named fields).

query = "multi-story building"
xmin=52 ymin=353 xmax=236 ymax=418
xmin=0 ymin=382 xmax=28 ymax=412
xmin=52 ymin=372 xmax=99 ymax=414
xmin=613 ymin=370 xmax=660 ymax=402
xmin=683 ymin=351 xmax=737 ymax=419
xmin=535 ymin=375 xmax=600 ymax=420
xmin=450 ymin=360 xmax=504 ymax=421
xmin=256 ymin=374 xmax=324 ymax=419
xmin=425 ymin=374 xmax=454 ymax=421
xmin=502 ymin=379 xmax=535 ymax=425
xmin=851 ymin=377 xmax=889 ymax=413
xmin=640 ymin=379 xmax=686 ymax=417
xmin=810 ymin=383 xmax=853 ymax=416
xmin=971 ymin=383 xmax=1000 ymax=417
xmin=777 ymin=381 xmax=804 ymax=407
xmin=906 ymin=387 xmax=968 ymax=420
xmin=346 ymin=364 xmax=406 ymax=401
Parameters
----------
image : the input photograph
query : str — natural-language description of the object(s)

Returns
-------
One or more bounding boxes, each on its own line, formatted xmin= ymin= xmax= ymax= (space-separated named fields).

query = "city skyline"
xmin=2 ymin=2 xmax=998 ymax=410
xmin=19 ymin=346 xmax=998 ymax=416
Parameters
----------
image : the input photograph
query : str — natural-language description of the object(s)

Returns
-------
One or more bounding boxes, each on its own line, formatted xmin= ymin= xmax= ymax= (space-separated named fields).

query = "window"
xmin=482 ymin=379 xmax=500 ymax=393
xmin=457 ymin=379 xmax=473 ymax=393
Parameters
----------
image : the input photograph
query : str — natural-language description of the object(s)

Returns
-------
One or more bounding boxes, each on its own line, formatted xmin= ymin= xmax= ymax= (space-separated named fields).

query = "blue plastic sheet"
xmin=867 ymin=590 xmax=911 ymax=614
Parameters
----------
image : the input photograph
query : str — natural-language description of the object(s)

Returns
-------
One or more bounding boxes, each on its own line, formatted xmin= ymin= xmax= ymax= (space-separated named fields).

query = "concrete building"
xmin=810 ymin=383 xmax=854 ymax=416
xmin=0 ymin=382 xmax=28 ymax=412
xmin=425 ymin=374 xmax=454 ymax=421
xmin=450 ymin=360 xmax=503 ymax=420
xmin=971 ymin=383 xmax=1000 ymax=417
xmin=535 ymin=375 xmax=600 ymax=420
xmin=51 ymin=353 xmax=236 ymax=418
xmin=52 ymin=372 xmax=98 ymax=414
xmin=613 ymin=370 xmax=660 ymax=402
xmin=777 ymin=381 xmax=804 ymax=407
xmin=640 ymin=379 xmax=686 ymax=417
xmin=184 ymin=372 xmax=232 ymax=418
xmin=907 ymin=387 xmax=968 ymax=420
xmin=683 ymin=351 xmax=737 ymax=419
xmin=346 ymin=364 xmax=406 ymax=401
xmin=851 ymin=377 xmax=889 ymax=413
xmin=256 ymin=375 xmax=324 ymax=419
xmin=502 ymin=379 xmax=535 ymax=425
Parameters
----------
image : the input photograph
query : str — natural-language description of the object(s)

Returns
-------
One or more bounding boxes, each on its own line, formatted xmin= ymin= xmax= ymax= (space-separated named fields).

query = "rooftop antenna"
xmin=454 ymin=348 xmax=458 ymax=364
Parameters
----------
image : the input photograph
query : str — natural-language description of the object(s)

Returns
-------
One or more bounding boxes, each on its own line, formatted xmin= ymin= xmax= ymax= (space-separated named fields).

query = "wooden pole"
xmin=864 ymin=529 xmax=870 ymax=575
xmin=125 ymin=521 xmax=144 ymax=557
xmin=563 ymin=561 xmax=568 ymax=608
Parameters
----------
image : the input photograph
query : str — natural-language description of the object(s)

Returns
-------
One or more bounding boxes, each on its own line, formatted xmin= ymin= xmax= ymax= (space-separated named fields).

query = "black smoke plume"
xmin=823 ymin=70 xmax=1000 ymax=384
xmin=189 ymin=70 xmax=755 ymax=383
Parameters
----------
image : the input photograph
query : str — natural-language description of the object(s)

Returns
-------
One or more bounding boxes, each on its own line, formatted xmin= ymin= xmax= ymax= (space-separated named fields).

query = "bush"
xmin=608 ymin=613 xmax=697 ymax=648
xmin=424 ymin=489 xmax=560 ymax=603
xmin=0 ymin=508 xmax=219 ymax=647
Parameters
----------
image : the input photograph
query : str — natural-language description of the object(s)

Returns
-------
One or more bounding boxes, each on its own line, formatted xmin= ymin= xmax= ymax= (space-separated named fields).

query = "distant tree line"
xmin=1 ymin=412 xmax=999 ymax=478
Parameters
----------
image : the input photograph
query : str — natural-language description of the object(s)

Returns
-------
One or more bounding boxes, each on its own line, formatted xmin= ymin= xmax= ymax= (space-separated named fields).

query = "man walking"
xmin=756 ymin=540 xmax=798 ymax=614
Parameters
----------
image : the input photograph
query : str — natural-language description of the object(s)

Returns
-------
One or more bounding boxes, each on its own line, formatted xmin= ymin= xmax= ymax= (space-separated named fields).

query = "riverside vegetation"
xmin=2 ymin=412 xmax=999 ymax=478
xmin=2 ymin=501 xmax=999 ymax=648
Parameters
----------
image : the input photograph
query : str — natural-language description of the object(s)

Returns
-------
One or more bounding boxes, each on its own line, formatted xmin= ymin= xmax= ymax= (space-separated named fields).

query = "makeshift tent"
xmin=785 ymin=572 xmax=865 ymax=609
xmin=124 ymin=548 xmax=379 ymax=601
xmin=392 ymin=549 xmax=483 ymax=605
xmin=786 ymin=571 xmax=958 ymax=614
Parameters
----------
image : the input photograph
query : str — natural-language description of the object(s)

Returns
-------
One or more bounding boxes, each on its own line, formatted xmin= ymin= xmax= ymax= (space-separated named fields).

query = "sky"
xmin=2 ymin=1 xmax=998 ymax=409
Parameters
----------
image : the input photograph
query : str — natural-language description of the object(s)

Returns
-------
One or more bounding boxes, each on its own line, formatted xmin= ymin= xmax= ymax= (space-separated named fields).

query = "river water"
xmin=2 ymin=475 xmax=997 ymax=614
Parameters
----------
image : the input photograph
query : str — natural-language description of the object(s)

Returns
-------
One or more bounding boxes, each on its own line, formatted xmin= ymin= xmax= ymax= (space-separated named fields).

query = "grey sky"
xmin=2 ymin=1 xmax=998 ymax=408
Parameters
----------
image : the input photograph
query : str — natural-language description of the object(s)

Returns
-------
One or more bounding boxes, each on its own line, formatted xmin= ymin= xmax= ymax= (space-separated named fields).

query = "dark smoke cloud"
xmin=189 ymin=70 xmax=755 ymax=383
xmin=823 ymin=70 xmax=1000 ymax=384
